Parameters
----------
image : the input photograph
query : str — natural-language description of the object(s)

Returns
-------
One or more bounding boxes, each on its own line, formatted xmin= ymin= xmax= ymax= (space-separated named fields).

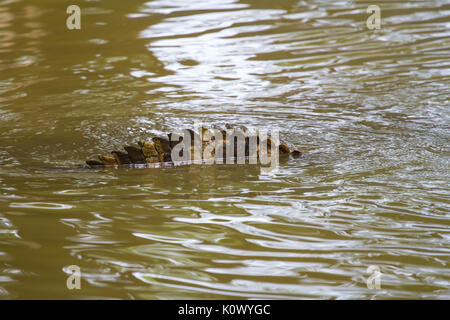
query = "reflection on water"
xmin=0 ymin=0 xmax=449 ymax=299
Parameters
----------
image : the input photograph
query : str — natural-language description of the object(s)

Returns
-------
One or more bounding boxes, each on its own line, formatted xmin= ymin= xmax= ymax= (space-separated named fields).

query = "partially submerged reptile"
xmin=82 ymin=124 xmax=301 ymax=169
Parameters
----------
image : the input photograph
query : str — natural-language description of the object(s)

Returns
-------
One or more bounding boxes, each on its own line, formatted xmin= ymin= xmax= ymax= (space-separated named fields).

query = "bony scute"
xmin=82 ymin=124 xmax=302 ymax=169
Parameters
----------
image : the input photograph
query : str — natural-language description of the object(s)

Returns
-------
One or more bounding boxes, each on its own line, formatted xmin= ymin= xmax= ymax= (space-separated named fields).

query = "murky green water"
xmin=0 ymin=0 xmax=449 ymax=299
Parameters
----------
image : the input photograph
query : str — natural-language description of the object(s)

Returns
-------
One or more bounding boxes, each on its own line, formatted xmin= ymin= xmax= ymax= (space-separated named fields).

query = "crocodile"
xmin=81 ymin=124 xmax=302 ymax=169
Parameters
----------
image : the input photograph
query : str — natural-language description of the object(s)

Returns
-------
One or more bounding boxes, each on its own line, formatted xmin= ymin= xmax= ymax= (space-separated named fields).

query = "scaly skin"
xmin=82 ymin=124 xmax=302 ymax=169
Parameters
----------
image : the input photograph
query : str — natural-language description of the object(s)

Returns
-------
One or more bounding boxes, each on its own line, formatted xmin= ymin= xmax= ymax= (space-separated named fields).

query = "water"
xmin=0 ymin=0 xmax=449 ymax=299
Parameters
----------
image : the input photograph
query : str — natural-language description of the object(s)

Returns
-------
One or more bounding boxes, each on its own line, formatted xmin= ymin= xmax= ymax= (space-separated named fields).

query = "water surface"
xmin=0 ymin=0 xmax=449 ymax=299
